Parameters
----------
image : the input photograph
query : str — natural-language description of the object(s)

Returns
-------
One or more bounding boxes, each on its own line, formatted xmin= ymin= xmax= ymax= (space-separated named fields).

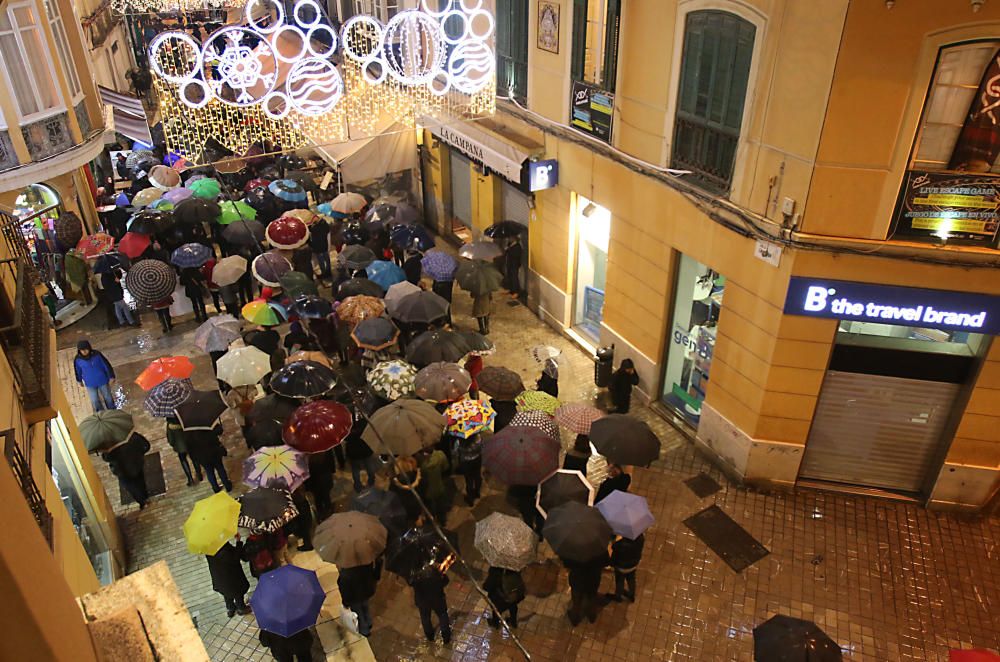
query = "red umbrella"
xmin=76 ymin=233 xmax=115 ymax=258
xmin=483 ymin=425 xmax=561 ymax=486
xmin=266 ymin=216 xmax=310 ymax=250
xmin=135 ymin=356 xmax=195 ymax=390
xmin=118 ymin=232 xmax=152 ymax=259
xmin=951 ymin=652 xmax=1000 ymax=662
xmin=244 ymin=177 xmax=271 ymax=193
xmin=283 ymin=400 xmax=352 ymax=453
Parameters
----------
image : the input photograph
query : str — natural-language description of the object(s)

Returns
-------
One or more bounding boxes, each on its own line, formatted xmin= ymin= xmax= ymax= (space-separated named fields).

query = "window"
xmin=496 ymin=0 xmax=529 ymax=104
xmin=0 ymin=2 xmax=62 ymax=120
xmin=570 ymin=0 xmax=621 ymax=92
xmin=671 ymin=10 xmax=755 ymax=194
xmin=333 ymin=0 xmax=399 ymax=23
xmin=43 ymin=0 xmax=82 ymax=102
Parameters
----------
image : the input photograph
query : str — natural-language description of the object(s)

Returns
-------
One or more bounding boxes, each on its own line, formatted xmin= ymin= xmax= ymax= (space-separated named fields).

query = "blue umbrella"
xmin=595 ymin=490 xmax=654 ymax=540
xmin=390 ymin=224 xmax=435 ymax=251
xmin=170 ymin=242 xmax=213 ymax=268
xmin=366 ymin=260 xmax=406 ymax=290
xmin=115 ymin=192 xmax=130 ymax=207
xmin=268 ymin=179 xmax=307 ymax=203
xmin=250 ymin=565 xmax=326 ymax=637
xmin=420 ymin=250 xmax=457 ymax=281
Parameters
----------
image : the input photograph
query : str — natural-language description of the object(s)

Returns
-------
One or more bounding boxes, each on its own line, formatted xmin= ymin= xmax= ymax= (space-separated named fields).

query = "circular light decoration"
xmin=306 ymin=25 xmax=337 ymax=58
xmin=245 ymin=0 xmax=285 ymax=34
xmin=440 ymin=9 xmax=470 ymax=45
xmin=382 ymin=10 xmax=446 ymax=86
xmin=286 ymin=59 xmax=344 ymax=116
xmin=341 ymin=15 xmax=384 ymax=62
xmin=273 ymin=25 xmax=308 ymax=63
xmin=149 ymin=31 xmax=202 ymax=83
xmin=262 ymin=91 xmax=292 ymax=120
xmin=180 ymin=79 xmax=213 ymax=109
xmin=467 ymin=8 xmax=495 ymax=40
xmin=448 ymin=39 xmax=494 ymax=94
xmin=293 ymin=0 xmax=323 ymax=28
xmin=203 ymin=26 xmax=278 ymax=106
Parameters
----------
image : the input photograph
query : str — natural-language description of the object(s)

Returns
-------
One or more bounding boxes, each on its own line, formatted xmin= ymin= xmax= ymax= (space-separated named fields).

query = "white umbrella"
xmin=212 ymin=255 xmax=248 ymax=287
xmin=217 ymin=345 xmax=271 ymax=387
xmin=330 ymin=191 xmax=367 ymax=214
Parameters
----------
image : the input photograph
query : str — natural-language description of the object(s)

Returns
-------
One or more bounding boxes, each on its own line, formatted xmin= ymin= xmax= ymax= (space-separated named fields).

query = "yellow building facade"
xmin=423 ymin=0 xmax=1000 ymax=511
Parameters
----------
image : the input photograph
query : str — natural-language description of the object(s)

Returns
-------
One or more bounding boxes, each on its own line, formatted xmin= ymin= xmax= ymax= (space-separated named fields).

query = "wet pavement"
xmin=58 ymin=271 xmax=1000 ymax=661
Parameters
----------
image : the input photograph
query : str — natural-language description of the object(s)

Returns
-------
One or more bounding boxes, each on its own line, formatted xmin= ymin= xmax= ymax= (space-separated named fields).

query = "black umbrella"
xmin=174 ymin=197 xmax=221 ymax=225
xmin=391 ymin=290 xmax=450 ymax=324
xmin=385 ymin=526 xmax=458 ymax=579
xmin=456 ymin=259 xmax=504 ymax=296
xmin=269 ymin=360 xmax=337 ymax=399
xmin=753 ymin=615 xmax=843 ymax=662
xmin=337 ymin=245 xmax=377 ymax=270
xmin=239 ymin=486 xmax=298 ymax=533
xmin=542 ymin=501 xmax=613 ymax=563
xmin=244 ymin=186 xmax=283 ymax=224
xmin=405 ymin=330 xmax=472 ymax=367
xmin=248 ymin=394 xmax=299 ymax=426
xmin=342 ymin=222 xmax=369 ymax=246
xmin=536 ymin=469 xmax=595 ymax=518
xmin=244 ymin=328 xmax=281 ymax=355
xmin=223 ymin=219 xmax=266 ymax=247
xmin=351 ymin=317 xmax=399 ymax=350
xmin=127 ymin=209 xmax=173 ymax=235
xmin=174 ymin=389 xmax=228 ymax=431
xmin=457 ymin=330 xmax=494 ymax=356
xmin=350 ymin=487 xmax=408 ymax=536
xmin=338 ymin=277 xmax=385 ymax=299
xmin=484 ymin=220 xmax=525 ymax=239
xmin=589 ymin=415 xmax=661 ymax=467
xmin=290 ymin=295 xmax=333 ymax=319
xmin=246 ymin=418 xmax=285 ymax=449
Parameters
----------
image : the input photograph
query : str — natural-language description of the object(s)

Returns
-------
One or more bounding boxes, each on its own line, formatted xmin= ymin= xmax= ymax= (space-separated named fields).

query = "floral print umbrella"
xmin=445 ymin=398 xmax=496 ymax=439
xmin=515 ymin=390 xmax=561 ymax=416
xmin=367 ymin=360 xmax=417 ymax=400
xmin=76 ymin=233 xmax=115 ymax=258
xmin=242 ymin=444 xmax=310 ymax=492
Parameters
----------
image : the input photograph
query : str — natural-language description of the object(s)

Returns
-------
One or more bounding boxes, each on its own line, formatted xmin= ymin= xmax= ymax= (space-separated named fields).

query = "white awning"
xmin=314 ymin=122 xmax=418 ymax=185
xmin=98 ymin=85 xmax=152 ymax=145
xmin=422 ymin=117 xmax=533 ymax=184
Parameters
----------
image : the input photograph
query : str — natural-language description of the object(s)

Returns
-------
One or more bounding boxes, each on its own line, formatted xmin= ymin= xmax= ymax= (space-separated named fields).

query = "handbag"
xmin=340 ymin=606 xmax=360 ymax=634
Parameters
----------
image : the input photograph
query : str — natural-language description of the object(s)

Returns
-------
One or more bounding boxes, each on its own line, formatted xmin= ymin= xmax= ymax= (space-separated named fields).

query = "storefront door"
xmin=449 ymin=151 xmax=473 ymax=242
xmin=572 ymin=196 xmax=610 ymax=342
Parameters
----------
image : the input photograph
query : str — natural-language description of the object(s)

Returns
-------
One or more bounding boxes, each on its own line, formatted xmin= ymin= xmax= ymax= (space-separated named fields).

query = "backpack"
xmin=246 ymin=539 xmax=275 ymax=575
xmin=499 ymin=570 xmax=525 ymax=604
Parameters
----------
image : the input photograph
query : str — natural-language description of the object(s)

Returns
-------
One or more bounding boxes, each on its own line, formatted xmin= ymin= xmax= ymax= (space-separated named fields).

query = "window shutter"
xmin=571 ymin=0 xmax=588 ymax=82
xmin=602 ymin=0 xmax=621 ymax=92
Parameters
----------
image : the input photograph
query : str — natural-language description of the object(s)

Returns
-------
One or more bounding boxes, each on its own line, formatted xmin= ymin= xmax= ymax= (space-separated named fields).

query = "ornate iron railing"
xmin=2 ymin=427 xmax=53 ymax=547
xmin=671 ymin=115 xmax=741 ymax=195
xmin=0 ymin=259 xmax=51 ymax=412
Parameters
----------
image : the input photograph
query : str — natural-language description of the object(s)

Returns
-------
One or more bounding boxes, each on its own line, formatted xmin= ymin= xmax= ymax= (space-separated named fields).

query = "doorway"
xmin=572 ymin=195 xmax=610 ymax=342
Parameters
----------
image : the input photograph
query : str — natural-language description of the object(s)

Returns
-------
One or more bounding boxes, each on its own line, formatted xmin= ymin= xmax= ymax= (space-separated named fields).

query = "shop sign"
xmin=570 ymin=81 xmax=614 ymax=143
xmin=426 ymin=119 xmax=529 ymax=184
xmin=784 ymin=277 xmax=1000 ymax=334
xmin=529 ymin=159 xmax=558 ymax=191
xmin=892 ymin=170 xmax=1000 ymax=245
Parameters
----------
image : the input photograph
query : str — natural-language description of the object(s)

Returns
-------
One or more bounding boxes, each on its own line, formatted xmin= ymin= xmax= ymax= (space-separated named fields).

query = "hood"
xmin=76 ymin=340 xmax=93 ymax=355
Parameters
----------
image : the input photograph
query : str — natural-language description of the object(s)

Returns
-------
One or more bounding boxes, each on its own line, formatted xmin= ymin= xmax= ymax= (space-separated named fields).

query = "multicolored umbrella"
xmin=365 ymin=260 xmax=406 ymax=290
xmin=589 ymin=415 xmax=661 ymax=467
xmin=283 ymin=400 xmax=352 ymax=453
xmin=477 ymin=367 xmax=525 ymax=401
xmin=405 ymin=329 xmax=472 ymax=367
xmin=239 ymin=486 xmax=298 ymax=533
xmin=242 ymin=299 xmax=287 ymax=326
xmin=117 ymin=231 xmax=151 ymax=259
xmin=542 ymin=501 xmax=612 ymax=563
xmin=329 ymin=191 xmax=367 ymax=215
xmin=132 ymin=187 xmax=162 ymax=207
xmin=174 ymin=389 xmax=228 ymax=431
xmin=124 ymin=259 xmax=178 ymax=304
xmin=315 ymin=511 xmax=388 ymax=568
xmin=337 ymin=245 xmax=377 ymax=270
xmin=361 ymin=399 xmax=445 ymax=456
xmin=351 ymin=317 xmax=399 ymax=351
xmin=217 ymin=345 xmax=271 ymax=387
xmin=337 ymin=277 xmax=385 ymax=299
xmin=211 ymin=255 xmax=248 ymax=287
xmin=144 ymin=378 xmax=194 ymax=418
xmin=170 ymin=242 xmax=213 ymax=268
xmin=217 ymin=200 xmax=258 ymax=225
xmin=554 ymin=403 xmax=606 ymax=435
xmin=188 ymin=177 xmax=221 ymax=199
xmin=367 ymin=360 xmax=418 ymax=400
xmin=135 ymin=356 xmax=195 ymax=390
xmin=279 ymin=271 xmax=318 ymax=298
xmin=184 ymin=491 xmax=241 ymax=555
xmin=266 ymin=216 xmax=310 ymax=249
xmin=268 ymin=179 xmax=307 ymax=202
xmin=474 ymin=512 xmax=537 ymax=571
xmin=337 ymin=295 xmax=385 ymax=325
xmin=79 ymin=410 xmax=134 ymax=453
xmin=414 ymin=362 xmax=472 ymax=403
xmin=445 ymin=398 xmax=496 ymax=439
xmin=420 ymin=250 xmax=458 ymax=281
xmin=483 ymin=425 xmax=560 ymax=486
xmin=76 ymin=233 xmax=116 ymax=258
xmin=515 ymin=390 xmax=561 ymax=416
xmin=193 ymin=315 xmax=242 ymax=353
xmin=508 ymin=411 xmax=560 ymax=442
xmin=252 ymin=252 xmax=292 ymax=287
xmin=456 ymin=259 xmax=504 ymax=296
xmin=391 ymin=290 xmax=450 ymax=324
xmin=536 ymin=469 xmax=595 ymax=518
xmin=222 ymin=219 xmax=265 ymax=247
xmin=250 ymin=565 xmax=325 ymax=637
xmin=458 ymin=240 xmax=503 ymax=261
xmin=595 ymin=491 xmax=654 ymax=540
xmin=289 ymin=295 xmax=333 ymax=319
xmin=242 ymin=444 xmax=310 ymax=492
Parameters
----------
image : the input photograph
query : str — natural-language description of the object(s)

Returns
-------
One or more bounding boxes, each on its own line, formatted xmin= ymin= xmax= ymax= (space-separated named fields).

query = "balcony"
xmin=671 ymin=114 xmax=740 ymax=195
xmin=2 ymin=427 xmax=53 ymax=547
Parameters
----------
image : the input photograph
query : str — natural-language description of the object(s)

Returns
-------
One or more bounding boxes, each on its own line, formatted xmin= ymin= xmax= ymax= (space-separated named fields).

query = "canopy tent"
xmin=99 ymin=86 xmax=152 ymax=146
xmin=313 ymin=120 xmax=418 ymax=186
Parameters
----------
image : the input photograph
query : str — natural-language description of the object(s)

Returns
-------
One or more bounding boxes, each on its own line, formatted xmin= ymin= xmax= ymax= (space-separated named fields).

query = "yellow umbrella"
xmin=183 ymin=492 xmax=240 ymax=555
xmin=514 ymin=390 xmax=561 ymax=416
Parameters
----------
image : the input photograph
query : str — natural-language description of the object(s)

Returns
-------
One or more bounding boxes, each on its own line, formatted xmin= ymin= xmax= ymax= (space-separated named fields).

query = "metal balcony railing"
xmin=0 ymin=256 xmax=51 ymax=412
xmin=670 ymin=115 xmax=741 ymax=195
xmin=2 ymin=427 xmax=53 ymax=547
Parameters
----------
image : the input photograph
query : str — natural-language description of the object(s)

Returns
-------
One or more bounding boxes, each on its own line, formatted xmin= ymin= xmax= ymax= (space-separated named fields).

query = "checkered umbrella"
xmin=54 ymin=212 xmax=83 ymax=251
xmin=239 ymin=486 xmax=298 ymax=533
xmin=76 ymin=233 xmax=116 ymax=258
xmin=554 ymin=403 xmax=606 ymax=435
xmin=477 ymin=367 xmax=525 ymax=401
xmin=415 ymin=362 xmax=472 ymax=403
xmin=143 ymin=378 xmax=194 ymax=418
xmin=170 ymin=242 xmax=213 ymax=269
xmin=474 ymin=512 xmax=538 ymax=571
xmin=420 ymin=250 xmax=458 ymax=281
xmin=337 ymin=295 xmax=385 ymax=325
xmin=252 ymin=252 xmax=292 ymax=287
xmin=243 ymin=444 xmax=310 ymax=492
xmin=536 ymin=469 xmax=595 ymax=518
xmin=515 ymin=390 xmax=561 ymax=416
xmin=509 ymin=411 xmax=560 ymax=442
xmin=445 ymin=398 xmax=496 ymax=438
xmin=125 ymin=259 xmax=177 ymax=304
xmin=193 ymin=315 xmax=242 ymax=353
xmin=483 ymin=425 xmax=561 ymax=486
xmin=367 ymin=360 xmax=417 ymax=400
xmin=268 ymin=179 xmax=307 ymax=202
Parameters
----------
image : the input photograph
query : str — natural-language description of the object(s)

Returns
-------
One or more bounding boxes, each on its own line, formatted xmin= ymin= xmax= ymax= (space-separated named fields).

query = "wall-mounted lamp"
xmin=581 ymin=202 xmax=598 ymax=218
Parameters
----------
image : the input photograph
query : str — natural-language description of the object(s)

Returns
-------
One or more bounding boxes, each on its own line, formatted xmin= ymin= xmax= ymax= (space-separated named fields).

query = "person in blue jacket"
xmin=73 ymin=339 xmax=117 ymax=413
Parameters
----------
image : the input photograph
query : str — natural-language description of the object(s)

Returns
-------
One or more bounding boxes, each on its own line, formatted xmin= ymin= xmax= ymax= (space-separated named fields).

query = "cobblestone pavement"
xmin=58 ymin=269 xmax=1000 ymax=662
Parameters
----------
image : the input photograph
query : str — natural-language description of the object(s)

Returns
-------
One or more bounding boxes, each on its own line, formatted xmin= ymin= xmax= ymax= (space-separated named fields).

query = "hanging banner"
xmin=570 ymin=81 xmax=614 ymax=143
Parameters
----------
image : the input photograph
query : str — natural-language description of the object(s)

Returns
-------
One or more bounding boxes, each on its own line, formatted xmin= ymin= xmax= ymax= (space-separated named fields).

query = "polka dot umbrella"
xmin=252 ymin=252 xmax=292 ymax=287
xmin=266 ymin=216 xmax=310 ymax=249
xmin=124 ymin=258 xmax=177 ymax=304
xmin=509 ymin=410 xmax=560 ymax=442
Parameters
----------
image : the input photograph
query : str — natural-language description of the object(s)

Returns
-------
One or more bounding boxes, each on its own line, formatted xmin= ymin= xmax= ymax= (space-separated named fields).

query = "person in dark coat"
xmin=258 ymin=627 xmax=314 ymax=662
xmin=102 ymin=270 xmax=137 ymax=327
xmin=337 ymin=558 xmax=382 ymax=637
xmin=430 ymin=278 xmax=453 ymax=325
xmin=291 ymin=247 xmax=315 ymax=280
xmin=402 ymin=249 xmax=423 ymax=285
xmin=241 ymin=531 xmax=283 ymax=578
xmin=563 ymin=435 xmax=591 ymax=473
xmin=345 ymin=412 xmax=377 ymax=492
xmin=609 ymin=358 xmax=640 ymax=413
xmin=180 ymin=267 xmax=209 ymax=323
xmin=452 ymin=433 xmax=483 ymax=506
xmin=502 ymin=236 xmax=523 ymax=296
xmin=101 ymin=432 xmax=151 ymax=508
xmin=606 ymin=534 xmax=644 ymax=603
xmin=304 ymin=450 xmax=335 ymax=519
xmin=187 ymin=423 xmax=232 ymax=492
xmin=206 ymin=540 xmax=251 ymax=617
xmin=390 ymin=457 xmax=422 ymax=523
xmin=492 ymin=400 xmax=517 ymax=432
xmin=309 ymin=217 xmax=332 ymax=279
xmin=410 ymin=565 xmax=451 ymax=644
xmin=595 ymin=464 xmax=632 ymax=503
xmin=564 ymin=551 xmax=610 ymax=625
xmin=287 ymin=488 xmax=314 ymax=551
xmin=166 ymin=416 xmax=202 ymax=486
xmin=507 ymin=484 xmax=543 ymax=534
xmin=536 ymin=358 xmax=559 ymax=397
xmin=483 ymin=566 xmax=525 ymax=629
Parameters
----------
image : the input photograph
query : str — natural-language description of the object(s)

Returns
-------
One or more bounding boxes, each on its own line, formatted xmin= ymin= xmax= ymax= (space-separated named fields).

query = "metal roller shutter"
xmin=502 ymin=183 xmax=530 ymax=225
xmin=450 ymin=151 xmax=472 ymax=228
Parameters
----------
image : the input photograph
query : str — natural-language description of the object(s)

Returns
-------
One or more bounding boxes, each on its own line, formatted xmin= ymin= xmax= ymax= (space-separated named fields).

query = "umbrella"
xmin=144 ymin=378 xmax=194 ymax=417
xmin=117 ymin=232 xmax=151 ymax=259
xmin=420 ymin=250 xmax=458 ymax=281
xmin=315 ymin=511 xmax=388 ymax=568
xmin=595 ymin=491 xmax=654 ymax=540
xmin=149 ymin=164 xmax=181 ymax=190
xmin=266 ymin=216 xmax=310 ymax=249
xmin=459 ymin=240 xmax=503 ymax=261
xmin=367 ymin=360 xmax=418 ymax=400
xmin=366 ymin=260 xmax=406 ymax=290
xmin=188 ymin=178 xmax=221 ymax=199
xmin=149 ymin=198 xmax=174 ymax=212
xmin=183 ymin=491 xmax=241 ymax=555
xmin=383 ymin=281 xmax=421 ymax=315
xmin=92 ymin=253 xmax=123 ymax=275
xmin=217 ymin=200 xmax=258 ymax=225
xmin=753 ymin=615 xmax=843 ymax=662
xmin=329 ymin=191 xmax=367 ymax=214
xmin=362 ymin=399 xmax=445 ymax=456
xmin=76 ymin=233 xmax=115 ymax=258
xmin=245 ymin=328 xmax=281 ymax=355
xmin=54 ymin=212 xmax=84 ymax=250
xmin=252 ymin=252 xmax=292 ymax=287
xmin=351 ymin=317 xmax=399 ymax=351
xmin=445 ymin=398 xmax=496 ymax=438
xmin=242 ymin=299 xmax=287 ymax=326
xmin=477 ymin=366 xmax=525 ymax=400
xmin=79 ymin=410 xmax=134 ymax=453
xmin=474 ymin=512 xmax=537 ymax=571
xmin=485 ymin=220 xmax=525 ymax=239
xmin=271 ymin=361 xmax=338 ymax=399
xmin=589 ymin=415 xmax=661 ymax=467
xmin=279 ymin=271 xmax=318 ymax=298
xmin=515 ymin=390 xmax=561 ymax=415
xmin=287 ymin=350 xmax=332 ymax=368
xmin=530 ymin=345 xmax=562 ymax=364
xmin=170 ymin=242 xmax=213 ymax=268
xmin=283 ymin=400 xmax=352 ymax=452
xmin=543 ymin=501 xmax=613 ymax=563
xmin=391 ymin=290 xmax=450 ymax=324
xmin=554 ymin=403 xmax=605 ymax=435
xmin=350 ymin=487 xmax=408 ymax=535
xmin=135 ymin=355 xmax=195 ymax=390
xmin=389 ymin=223 xmax=435 ymax=251
xmin=174 ymin=389 xmax=228 ymax=431
xmin=211 ymin=255 xmax=248 ymax=287
xmin=289 ymin=295 xmax=333 ymax=319
xmin=126 ymin=209 xmax=172 ymax=235
xmin=268 ymin=179 xmax=307 ymax=202
xmin=243 ymin=444 xmax=310 ymax=492
xmin=125 ymin=259 xmax=177 ymax=304
xmin=222 ymin=219 xmax=265 ymax=247
xmin=536 ymin=469 xmax=595 ymax=518
xmin=508 ymin=411 xmax=560 ymax=442
xmin=244 ymin=186 xmax=284 ymax=222
xmin=244 ymin=177 xmax=271 ymax=193
xmin=132 ymin=187 xmax=161 ymax=207
xmin=239 ymin=486 xmax=298 ymax=533
xmin=337 ymin=245 xmax=377 ymax=270
xmin=248 ymin=393 xmax=299 ymax=426
xmin=456 ymin=259 xmax=504 ymax=296
xmin=126 ymin=149 xmax=154 ymax=170
xmin=365 ymin=201 xmax=418 ymax=226
xmin=163 ymin=187 xmax=193 ymax=204
xmin=414 ymin=362 xmax=472 ymax=402
xmin=337 ymin=277 xmax=385 ymax=299
xmin=457 ymin=330 xmax=494 ymax=357
xmin=193 ymin=315 xmax=242 ymax=352
xmin=217 ymin=345 xmax=271 ymax=387
xmin=405 ymin=330 xmax=472 ymax=367
xmin=283 ymin=209 xmax=318 ymax=225
xmin=246 ymin=418 xmax=285 ymax=450
xmin=385 ymin=526 xmax=455 ymax=579
xmin=483 ymin=426 xmax=560 ymax=486
xmin=337 ymin=295 xmax=385 ymax=325
xmin=251 ymin=565 xmax=325 ymax=637
xmin=174 ymin=198 xmax=221 ymax=225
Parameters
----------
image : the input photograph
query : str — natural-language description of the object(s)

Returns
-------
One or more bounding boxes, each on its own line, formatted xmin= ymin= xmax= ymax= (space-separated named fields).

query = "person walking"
xmin=345 ymin=411 xmax=378 ymax=493
xmin=166 ymin=415 xmax=203 ymax=486
xmin=180 ymin=267 xmax=209 ymax=323
xmin=338 ymin=557 xmax=382 ymax=637
xmin=101 ymin=270 xmax=137 ymax=327
xmin=483 ymin=565 xmax=525 ymax=629
xmin=201 ymin=258 xmax=224 ymax=313
xmin=101 ymin=431 xmax=151 ymax=508
xmin=609 ymin=358 xmax=640 ymax=413
xmin=452 ymin=433 xmax=483 ymax=506
xmin=74 ymin=340 xmax=117 ymax=413
xmin=258 ymin=627 xmax=314 ymax=662
xmin=187 ymin=423 xmax=233 ymax=492
xmin=472 ymin=291 xmax=492 ymax=335
xmin=151 ymin=294 xmax=175 ymax=333
xmin=219 ymin=283 xmax=240 ymax=318
xmin=206 ymin=539 xmax=251 ymax=617
xmin=564 ymin=550 xmax=610 ymax=626
xmin=606 ymin=533 xmax=645 ymax=603
xmin=403 ymin=249 xmax=423 ymax=285
xmin=595 ymin=464 xmax=631 ymax=503
xmin=410 ymin=563 xmax=452 ymax=644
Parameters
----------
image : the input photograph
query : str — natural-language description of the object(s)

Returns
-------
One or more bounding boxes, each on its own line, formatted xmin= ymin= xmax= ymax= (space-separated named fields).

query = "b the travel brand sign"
xmin=784 ymin=277 xmax=1000 ymax=334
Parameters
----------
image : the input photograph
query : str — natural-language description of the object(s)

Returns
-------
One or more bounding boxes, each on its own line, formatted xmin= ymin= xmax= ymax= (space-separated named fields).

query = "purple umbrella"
xmin=595 ymin=490 xmax=654 ymax=540
xmin=420 ymin=250 xmax=457 ymax=281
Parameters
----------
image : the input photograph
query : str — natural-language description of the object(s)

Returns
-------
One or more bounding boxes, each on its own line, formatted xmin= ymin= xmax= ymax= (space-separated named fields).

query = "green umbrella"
xmin=188 ymin=178 xmax=221 ymax=200
xmin=217 ymin=200 xmax=258 ymax=225
xmin=279 ymin=271 xmax=318 ymax=297
xmin=456 ymin=259 xmax=504 ymax=296
xmin=79 ymin=410 xmax=134 ymax=453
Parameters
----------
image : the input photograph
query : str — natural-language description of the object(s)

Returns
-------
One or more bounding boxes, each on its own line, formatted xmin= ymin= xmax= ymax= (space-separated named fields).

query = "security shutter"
xmin=450 ymin=151 xmax=472 ymax=228
xmin=502 ymin=183 xmax=530 ymax=225
xmin=799 ymin=371 xmax=960 ymax=493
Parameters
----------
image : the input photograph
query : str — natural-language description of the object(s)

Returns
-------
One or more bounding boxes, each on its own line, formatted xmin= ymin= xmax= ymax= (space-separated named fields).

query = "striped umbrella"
xmin=268 ymin=179 xmax=307 ymax=202
xmin=143 ymin=378 xmax=194 ymax=417
xmin=515 ymin=390 xmax=561 ymax=416
xmin=554 ymin=403 xmax=606 ymax=435
xmin=242 ymin=445 xmax=310 ymax=492
xmin=124 ymin=259 xmax=177 ymax=304
xmin=445 ymin=398 xmax=496 ymax=439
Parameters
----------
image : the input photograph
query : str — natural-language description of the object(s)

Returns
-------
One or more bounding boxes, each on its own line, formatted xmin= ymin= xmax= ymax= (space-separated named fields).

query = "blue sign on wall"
xmin=529 ymin=159 xmax=559 ymax=192
xmin=784 ymin=277 xmax=1000 ymax=335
